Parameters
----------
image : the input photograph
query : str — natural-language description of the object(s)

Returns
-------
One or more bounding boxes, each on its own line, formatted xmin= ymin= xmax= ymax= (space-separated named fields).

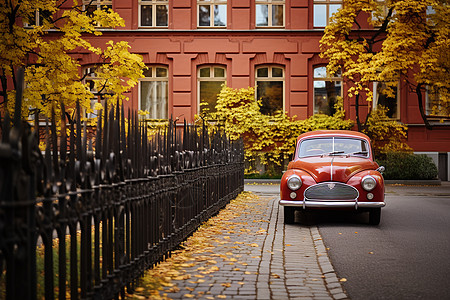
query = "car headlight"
xmin=362 ymin=175 xmax=377 ymax=191
xmin=287 ymin=175 xmax=302 ymax=191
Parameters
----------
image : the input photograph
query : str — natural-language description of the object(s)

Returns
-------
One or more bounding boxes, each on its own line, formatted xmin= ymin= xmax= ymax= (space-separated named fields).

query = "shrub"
xmin=376 ymin=152 xmax=438 ymax=180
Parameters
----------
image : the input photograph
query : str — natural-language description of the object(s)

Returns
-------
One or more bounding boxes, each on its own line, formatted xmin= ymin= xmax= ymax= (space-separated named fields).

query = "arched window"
xmin=198 ymin=66 xmax=226 ymax=114
xmin=139 ymin=66 xmax=169 ymax=119
xmin=313 ymin=66 xmax=342 ymax=116
xmin=255 ymin=66 xmax=284 ymax=115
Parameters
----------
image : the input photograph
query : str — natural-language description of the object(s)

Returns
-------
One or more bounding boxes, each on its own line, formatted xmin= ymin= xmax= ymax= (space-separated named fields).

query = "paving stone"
xmin=137 ymin=193 xmax=348 ymax=300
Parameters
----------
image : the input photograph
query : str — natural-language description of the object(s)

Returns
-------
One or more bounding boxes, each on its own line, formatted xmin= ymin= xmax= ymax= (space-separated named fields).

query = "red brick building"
xmin=69 ymin=0 xmax=450 ymax=180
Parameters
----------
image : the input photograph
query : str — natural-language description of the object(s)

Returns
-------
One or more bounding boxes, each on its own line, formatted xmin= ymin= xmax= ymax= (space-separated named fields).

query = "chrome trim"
xmin=361 ymin=175 xmax=376 ymax=191
xmin=304 ymin=182 xmax=359 ymax=201
xmin=279 ymin=199 xmax=386 ymax=209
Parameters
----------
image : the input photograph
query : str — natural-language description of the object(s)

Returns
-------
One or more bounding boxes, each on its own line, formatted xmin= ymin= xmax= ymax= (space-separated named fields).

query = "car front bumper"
xmin=279 ymin=199 xmax=386 ymax=209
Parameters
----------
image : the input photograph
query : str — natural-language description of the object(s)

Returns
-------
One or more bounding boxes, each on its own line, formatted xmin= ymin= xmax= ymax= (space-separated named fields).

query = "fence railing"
xmin=0 ymin=98 xmax=244 ymax=299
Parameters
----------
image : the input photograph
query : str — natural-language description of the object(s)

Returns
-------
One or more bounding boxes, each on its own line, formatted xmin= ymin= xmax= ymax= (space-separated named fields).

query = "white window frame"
xmin=138 ymin=66 xmax=169 ymax=120
xmin=197 ymin=66 xmax=227 ymax=114
xmin=313 ymin=0 xmax=342 ymax=28
xmin=197 ymin=0 xmax=227 ymax=28
xmin=24 ymin=9 xmax=51 ymax=27
xmin=255 ymin=0 xmax=285 ymax=28
xmin=255 ymin=65 xmax=285 ymax=116
xmin=313 ymin=66 xmax=342 ymax=115
xmin=138 ymin=0 xmax=169 ymax=28
xmin=373 ymin=82 xmax=400 ymax=119
xmin=82 ymin=66 xmax=105 ymax=119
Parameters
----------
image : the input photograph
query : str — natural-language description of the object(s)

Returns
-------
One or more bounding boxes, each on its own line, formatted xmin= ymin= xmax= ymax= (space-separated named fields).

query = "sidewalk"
xmin=128 ymin=188 xmax=348 ymax=299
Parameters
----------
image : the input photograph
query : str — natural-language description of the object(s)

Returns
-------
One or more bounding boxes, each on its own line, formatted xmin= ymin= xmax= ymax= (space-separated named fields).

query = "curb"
xmin=311 ymin=227 xmax=349 ymax=300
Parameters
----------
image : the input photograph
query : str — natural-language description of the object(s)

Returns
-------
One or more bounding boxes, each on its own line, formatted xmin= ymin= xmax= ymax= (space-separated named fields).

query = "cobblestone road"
xmin=130 ymin=189 xmax=347 ymax=300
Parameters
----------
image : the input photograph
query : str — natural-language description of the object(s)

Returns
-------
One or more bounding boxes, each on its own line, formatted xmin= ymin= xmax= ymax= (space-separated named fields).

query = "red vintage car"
xmin=279 ymin=130 xmax=385 ymax=225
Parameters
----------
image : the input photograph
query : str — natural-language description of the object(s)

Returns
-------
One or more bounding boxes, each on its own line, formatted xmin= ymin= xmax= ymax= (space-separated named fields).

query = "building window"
xmin=313 ymin=66 xmax=342 ymax=116
xmin=82 ymin=66 xmax=106 ymax=119
xmin=255 ymin=66 xmax=284 ymax=116
xmin=139 ymin=0 xmax=169 ymax=27
xmin=255 ymin=0 xmax=284 ymax=27
xmin=198 ymin=0 xmax=227 ymax=27
xmin=83 ymin=0 xmax=113 ymax=16
xmin=426 ymin=87 xmax=449 ymax=117
xmin=373 ymin=82 xmax=399 ymax=119
xmin=139 ymin=66 xmax=169 ymax=119
xmin=24 ymin=9 xmax=52 ymax=27
xmin=371 ymin=0 xmax=395 ymax=27
xmin=313 ymin=0 xmax=342 ymax=28
xmin=198 ymin=66 xmax=226 ymax=114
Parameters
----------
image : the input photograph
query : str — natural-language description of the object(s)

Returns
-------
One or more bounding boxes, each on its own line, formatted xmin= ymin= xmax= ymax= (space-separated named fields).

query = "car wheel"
xmin=284 ymin=207 xmax=295 ymax=224
xmin=369 ymin=208 xmax=381 ymax=225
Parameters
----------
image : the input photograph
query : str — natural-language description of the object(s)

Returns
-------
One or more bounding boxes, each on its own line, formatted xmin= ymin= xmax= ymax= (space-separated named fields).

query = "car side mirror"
xmin=376 ymin=166 xmax=385 ymax=173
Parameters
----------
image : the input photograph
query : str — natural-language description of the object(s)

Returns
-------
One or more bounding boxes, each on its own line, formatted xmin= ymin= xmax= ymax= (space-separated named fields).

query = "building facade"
xmin=66 ymin=0 xmax=450 ymax=179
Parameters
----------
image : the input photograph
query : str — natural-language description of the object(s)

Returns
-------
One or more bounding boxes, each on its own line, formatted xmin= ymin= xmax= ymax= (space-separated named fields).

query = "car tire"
xmin=369 ymin=208 xmax=381 ymax=225
xmin=284 ymin=207 xmax=295 ymax=224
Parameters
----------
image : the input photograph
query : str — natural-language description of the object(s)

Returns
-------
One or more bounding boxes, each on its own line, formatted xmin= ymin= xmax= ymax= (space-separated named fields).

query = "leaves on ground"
xmin=126 ymin=192 xmax=267 ymax=299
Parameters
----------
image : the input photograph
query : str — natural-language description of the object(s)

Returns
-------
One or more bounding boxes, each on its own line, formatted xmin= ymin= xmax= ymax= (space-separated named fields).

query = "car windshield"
xmin=298 ymin=137 xmax=369 ymax=158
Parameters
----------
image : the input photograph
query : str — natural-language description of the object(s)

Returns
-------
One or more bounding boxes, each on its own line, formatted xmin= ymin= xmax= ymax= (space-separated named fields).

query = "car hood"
xmin=289 ymin=156 xmax=378 ymax=183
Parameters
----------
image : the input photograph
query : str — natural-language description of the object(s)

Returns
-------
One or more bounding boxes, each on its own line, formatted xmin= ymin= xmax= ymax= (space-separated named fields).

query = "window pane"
xmin=199 ymin=67 xmax=210 ymax=77
xmin=141 ymin=5 xmax=152 ymax=26
xmin=199 ymin=5 xmax=211 ymax=26
xmin=86 ymin=5 xmax=97 ymax=18
xmin=314 ymin=67 xmax=327 ymax=78
xmin=314 ymin=80 xmax=340 ymax=115
xmin=272 ymin=67 xmax=283 ymax=77
xmin=257 ymin=81 xmax=283 ymax=116
xmin=143 ymin=67 xmax=152 ymax=77
xmin=376 ymin=83 xmax=398 ymax=118
xmin=141 ymin=81 xmax=168 ymax=119
xmin=256 ymin=5 xmax=268 ymax=26
xmin=156 ymin=67 xmax=167 ymax=77
xmin=214 ymin=67 xmax=225 ymax=78
xmin=257 ymin=67 xmax=269 ymax=77
xmin=156 ymin=5 xmax=168 ymax=26
xmin=313 ymin=4 xmax=327 ymax=27
xmin=214 ymin=5 xmax=226 ymax=26
xmin=272 ymin=5 xmax=284 ymax=26
xmin=200 ymin=81 xmax=225 ymax=113
xmin=330 ymin=4 xmax=341 ymax=17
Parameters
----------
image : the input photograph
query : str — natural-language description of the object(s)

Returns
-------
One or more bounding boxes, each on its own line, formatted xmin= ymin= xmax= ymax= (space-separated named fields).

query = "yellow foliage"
xmin=0 ymin=0 xmax=145 ymax=126
xmin=363 ymin=105 xmax=412 ymax=156
xmin=196 ymin=85 xmax=354 ymax=173
xmin=320 ymin=0 xmax=450 ymax=120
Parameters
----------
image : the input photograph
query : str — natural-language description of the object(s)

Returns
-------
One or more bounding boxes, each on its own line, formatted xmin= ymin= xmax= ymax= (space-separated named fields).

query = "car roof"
xmin=296 ymin=130 xmax=371 ymax=143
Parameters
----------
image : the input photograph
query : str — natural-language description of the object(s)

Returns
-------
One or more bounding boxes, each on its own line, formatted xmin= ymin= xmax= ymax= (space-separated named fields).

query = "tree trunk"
xmin=416 ymin=83 xmax=432 ymax=130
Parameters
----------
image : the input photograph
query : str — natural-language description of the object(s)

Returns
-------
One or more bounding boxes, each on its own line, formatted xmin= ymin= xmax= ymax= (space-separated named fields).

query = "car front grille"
xmin=304 ymin=182 xmax=358 ymax=201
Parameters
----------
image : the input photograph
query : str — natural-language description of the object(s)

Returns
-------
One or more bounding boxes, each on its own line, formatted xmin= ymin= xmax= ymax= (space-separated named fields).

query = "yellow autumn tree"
xmin=320 ymin=0 xmax=450 ymax=130
xmin=0 ymin=0 xmax=145 ymax=123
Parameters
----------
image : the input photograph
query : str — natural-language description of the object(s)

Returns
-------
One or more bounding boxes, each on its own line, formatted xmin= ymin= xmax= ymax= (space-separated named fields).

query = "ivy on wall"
xmin=196 ymin=85 xmax=354 ymax=174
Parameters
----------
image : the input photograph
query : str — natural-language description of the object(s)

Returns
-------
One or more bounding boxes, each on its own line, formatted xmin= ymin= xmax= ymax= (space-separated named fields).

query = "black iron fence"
xmin=0 ymin=98 xmax=244 ymax=299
